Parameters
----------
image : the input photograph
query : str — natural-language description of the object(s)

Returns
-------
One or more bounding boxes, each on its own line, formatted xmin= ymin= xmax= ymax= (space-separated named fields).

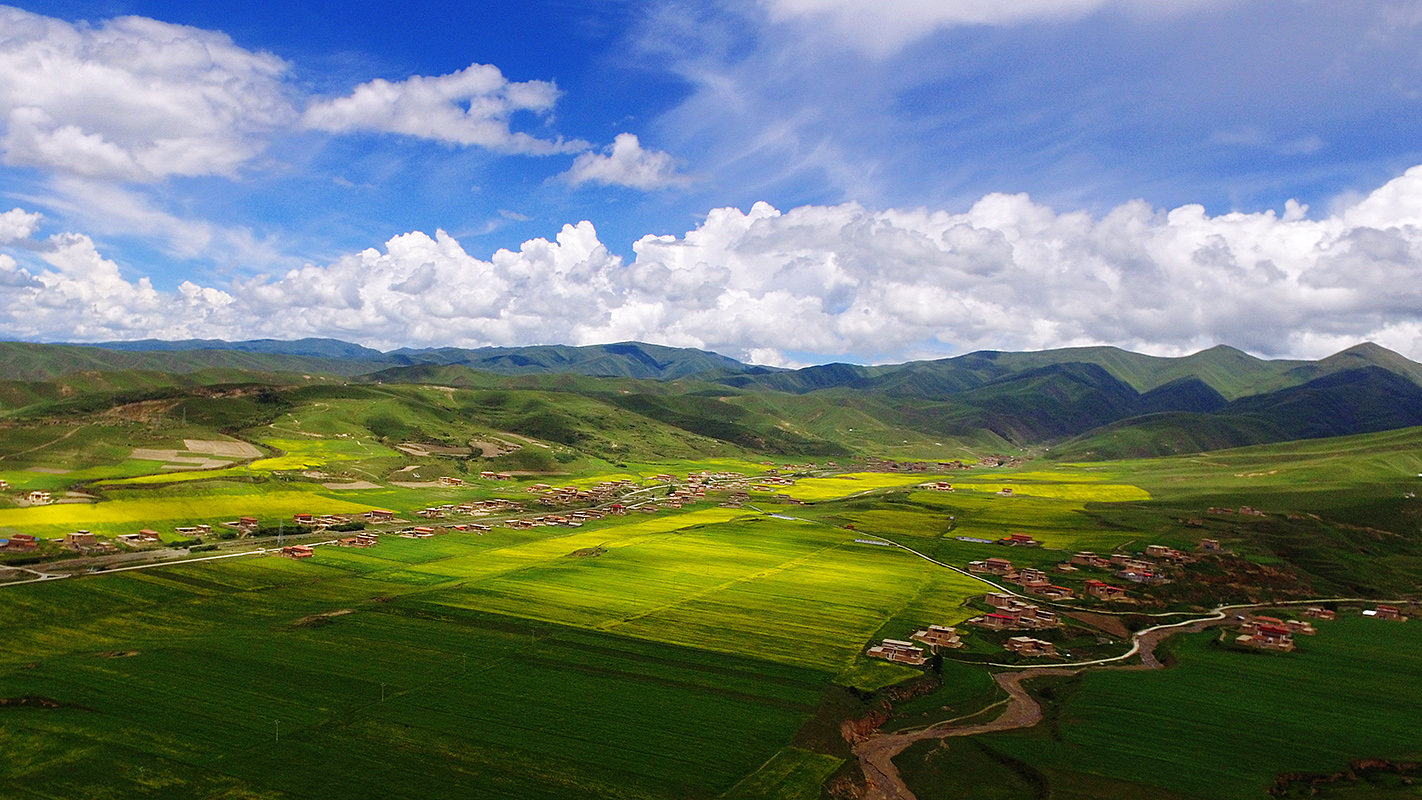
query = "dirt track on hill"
xmin=851 ymin=613 xmax=1240 ymax=800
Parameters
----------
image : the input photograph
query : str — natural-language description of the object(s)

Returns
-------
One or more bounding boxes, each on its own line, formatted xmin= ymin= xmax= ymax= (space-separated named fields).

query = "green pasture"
xmin=988 ymin=615 xmax=1422 ymax=799
xmin=0 ymin=499 xmax=991 ymax=799
xmin=722 ymin=747 xmax=843 ymax=800
xmin=0 ymin=555 xmax=828 ymax=800
xmin=951 ymin=480 xmax=1151 ymax=503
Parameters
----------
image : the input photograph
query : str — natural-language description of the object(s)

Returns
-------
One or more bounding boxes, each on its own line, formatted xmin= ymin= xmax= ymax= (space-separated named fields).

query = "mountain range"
xmin=2 ymin=337 xmax=1420 ymax=460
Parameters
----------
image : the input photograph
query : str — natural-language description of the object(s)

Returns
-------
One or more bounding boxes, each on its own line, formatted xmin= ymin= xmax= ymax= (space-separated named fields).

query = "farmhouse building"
xmin=1084 ymin=579 xmax=1127 ymax=600
xmin=1236 ymin=622 xmax=1294 ymax=651
xmin=2 ymin=533 xmax=37 ymax=551
xmin=25 ymin=491 xmax=52 ymax=505
xmin=910 ymin=625 xmax=964 ymax=649
xmin=1003 ymin=637 xmax=1057 ymax=657
xmin=1303 ymin=607 xmax=1336 ymax=621
xmin=866 ymin=639 xmax=928 ymax=665
xmin=1015 ymin=568 xmax=1049 ymax=587
xmin=1001 ymin=532 xmax=1040 ymax=547
xmin=281 ymin=545 xmax=315 ymax=559
xmin=1199 ymin=538 xmax=1222 ymax=552
xmin=64 ymin=531 xmax=98 ymax=551
xmin=968 ymin=557 xmax=1014 ymax=575
xmin=1370 ymin=605 xmax=1408 ymax=621
xmin=1145 ymin=544 xmax=1189 ymax=562
xmin=1026 ymin=584 xmax=1073 ymax=600
xmin=365 ymin=509 xmax=396 ymax=522
xmin=1070 ymin=552 xmax=1114 ymax=569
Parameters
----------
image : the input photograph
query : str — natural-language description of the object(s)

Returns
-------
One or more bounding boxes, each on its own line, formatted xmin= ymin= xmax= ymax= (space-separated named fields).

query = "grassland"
xmin=981 ymin=615 xmax=1422 ymax=799
xmin=0 ymin=490 xmax=988 ymax=798
xmin=4 ymin=368 xmax=1422 ymax=800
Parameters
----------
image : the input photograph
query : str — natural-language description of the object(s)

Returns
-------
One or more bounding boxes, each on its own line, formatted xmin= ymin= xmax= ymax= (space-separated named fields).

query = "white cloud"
xmin=0 ymin=6 xmax=293 ymax=180
xmin=301 ymin=63 xmax=584 ymax=155
xmin=8 ymin=163 xmax=1422 ymax=363
xmin=0 ymin=207 xmax=42 ymax=243
xmin=561 ymin=133 xmax=691 ymax=189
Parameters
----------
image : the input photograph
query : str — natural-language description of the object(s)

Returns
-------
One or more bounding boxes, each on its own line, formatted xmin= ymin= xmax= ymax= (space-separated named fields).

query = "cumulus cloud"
xmin=561 ymin=133 xmax=691 ymax=189
xmin=0 ymin=6 xmax=293 ymax=180
xmin=301 ymin=63 xmax=584 ymax=154
xmin=0 ymin=207 xmax=42 ymax=243
xmin=9 ymin=165 xmax=1422 ymax=362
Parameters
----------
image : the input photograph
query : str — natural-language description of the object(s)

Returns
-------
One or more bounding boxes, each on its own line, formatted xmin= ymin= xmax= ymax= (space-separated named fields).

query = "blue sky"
xmin=3 ymin=0 xmax=1422 ymax=364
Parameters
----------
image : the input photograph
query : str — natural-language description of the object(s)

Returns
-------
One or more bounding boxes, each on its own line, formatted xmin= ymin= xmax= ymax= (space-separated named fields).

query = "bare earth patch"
xmin=26 ymin=466 xmax=70 ymax=474
xmin=323 ymin=481 xmax=381 ymax=490
xmin=391 ymin=481 xmax=445 ymax=489
xmin=185 ymin=439 xmax=262 ymax=459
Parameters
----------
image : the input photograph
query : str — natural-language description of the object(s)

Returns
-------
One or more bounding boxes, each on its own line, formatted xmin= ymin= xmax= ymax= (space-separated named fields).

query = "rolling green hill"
xmin=7 ymin=338 xmax=1422 ymax=459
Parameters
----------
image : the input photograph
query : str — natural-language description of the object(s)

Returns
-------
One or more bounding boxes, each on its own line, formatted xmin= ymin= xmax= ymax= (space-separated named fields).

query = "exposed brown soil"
xmin=1061 ymin=611 xmax=1130 ymax=638
xmin=96 ymin=650 xmax=140 ymax=658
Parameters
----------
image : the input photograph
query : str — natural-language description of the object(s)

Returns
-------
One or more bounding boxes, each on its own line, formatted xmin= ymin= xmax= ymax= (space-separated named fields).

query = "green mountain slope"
xmin=1053 ymin=366 xmax=1422 ymax=460
xmin=0 ymin=341 xmax=371 ymax=380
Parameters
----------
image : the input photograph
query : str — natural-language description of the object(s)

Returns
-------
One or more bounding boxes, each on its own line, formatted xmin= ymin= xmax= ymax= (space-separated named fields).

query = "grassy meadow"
xmin=980 ymin=615 xmax=1422 ymax=798
xmin=4 ymin=380 xmax=1422 ymax=800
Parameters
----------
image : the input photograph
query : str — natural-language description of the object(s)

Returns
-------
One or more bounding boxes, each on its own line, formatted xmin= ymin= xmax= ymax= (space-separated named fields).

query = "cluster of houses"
xmin=968 ymin=592 xmax=1060 ymax=632
xmin=528 ymin=480 xmax=637 ymax=506
xmin=503 ymin=509 xmax=611 ymax=529
xmin=416 ymin=499 xmax=521 ymax=519
xmin=863 ymin=457 xmax=972 ymax=472
xmin=752 ymin=476 xmax=796 ymax=491
xmin=1208 ymin=506 xmax=1267 ymax=517
xmin=967 ymin=558 xmax=1075 ymax=600
xmin=335 ymin=532 xmax=380 ymax=547
xmin=1069 ymin=550 xmax=1172 ymax=585
xmin=920 ymin=481 xmax=954 ymax=491
xmin=866 ymin=624 xmax=965 ymax=665
xmin=63 ymin=531 xmax=116 ymax=554
xmin=860 ymin=594 xmax=1068 ymax=660
xmin=116 ymin=530 xmax=162 ymax=547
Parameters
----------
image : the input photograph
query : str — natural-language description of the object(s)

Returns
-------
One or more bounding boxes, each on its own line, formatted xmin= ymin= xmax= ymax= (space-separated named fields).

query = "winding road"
xmin=850 ymin=597 xmax=1408 ymax=800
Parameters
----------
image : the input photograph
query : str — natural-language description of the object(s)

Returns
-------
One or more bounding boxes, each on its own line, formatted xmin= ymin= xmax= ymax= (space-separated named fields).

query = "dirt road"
xmin=851 ymin=612 xmax=1241 ymax=800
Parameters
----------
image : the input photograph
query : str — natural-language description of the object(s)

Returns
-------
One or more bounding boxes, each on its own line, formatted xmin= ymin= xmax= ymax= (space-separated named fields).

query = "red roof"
xmin=986 ymin=613 xmax=1017 ymax=620
xmin=1256 ymin=624 xmax=1291 ymax=635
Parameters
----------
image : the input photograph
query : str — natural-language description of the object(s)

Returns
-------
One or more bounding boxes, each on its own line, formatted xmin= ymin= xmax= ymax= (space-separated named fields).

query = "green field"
xmin=0 ymin=497 xmax=987 ymax=798
xmin=4 ymin=369 xmax=1422 ymax=800
xmin=982 ymin=615 xmax=1422 ymax=798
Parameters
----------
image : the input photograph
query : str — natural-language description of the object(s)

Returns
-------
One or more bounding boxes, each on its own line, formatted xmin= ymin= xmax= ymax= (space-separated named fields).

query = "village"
xmin=0 ymin=468 xmax=766 ymax=562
